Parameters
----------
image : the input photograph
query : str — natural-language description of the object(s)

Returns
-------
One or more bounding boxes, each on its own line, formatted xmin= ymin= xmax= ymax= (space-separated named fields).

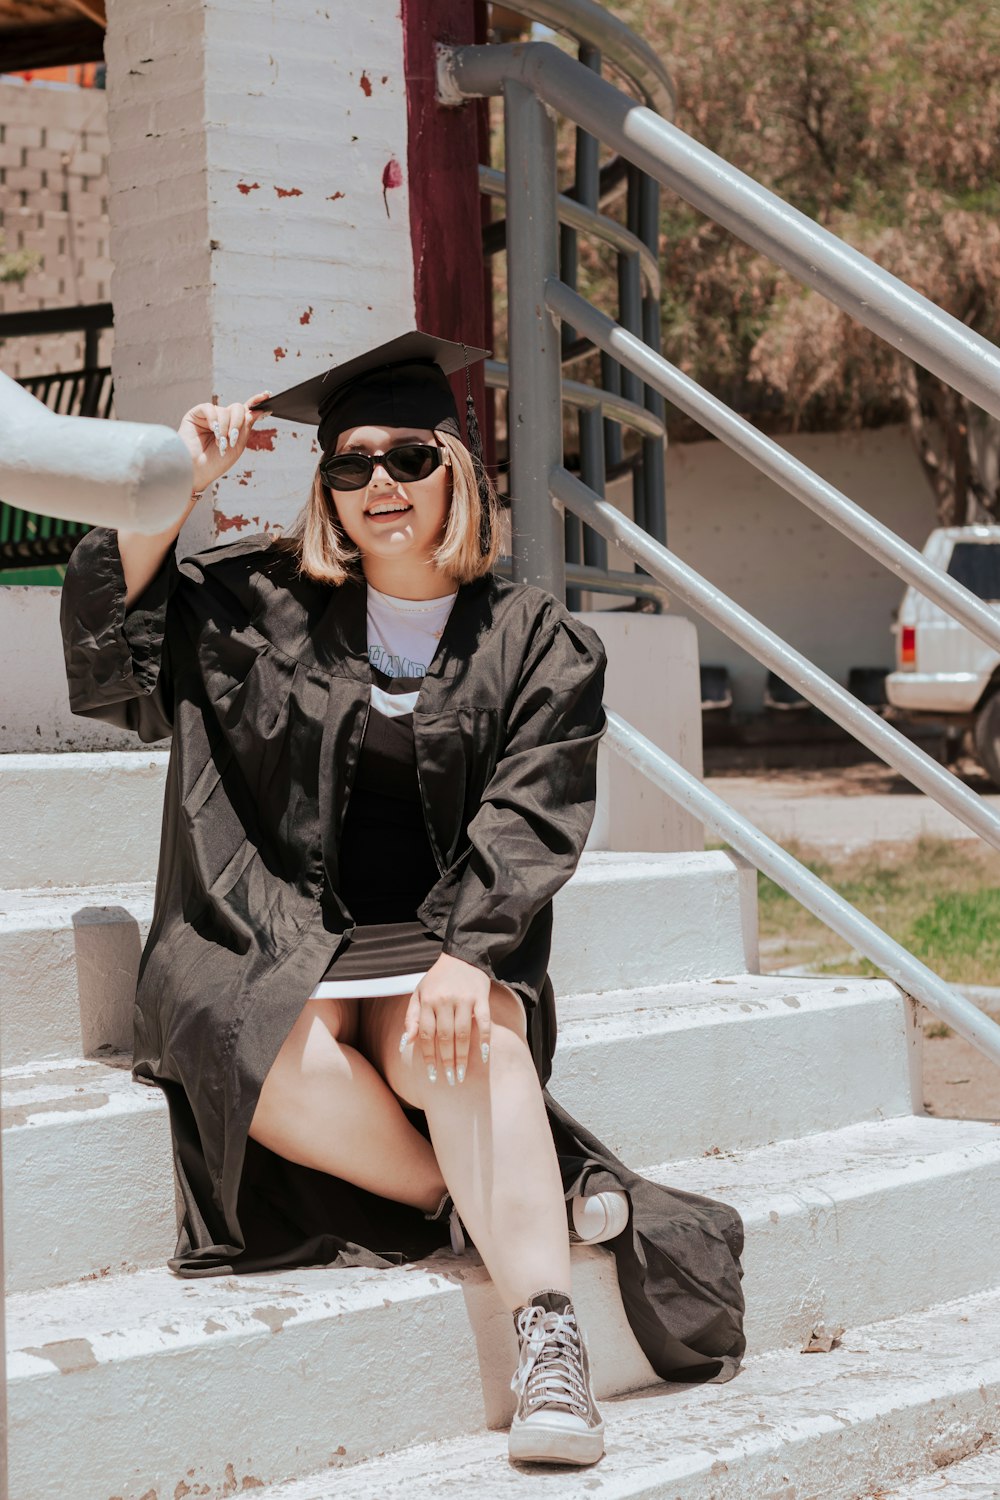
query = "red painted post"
xmin=402 ymin=0 xmax=492 ymax=465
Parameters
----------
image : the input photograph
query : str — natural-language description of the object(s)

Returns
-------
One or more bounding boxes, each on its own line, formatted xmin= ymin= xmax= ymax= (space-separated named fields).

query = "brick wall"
xmin=0 ymin=80 xmax=113 ymax=378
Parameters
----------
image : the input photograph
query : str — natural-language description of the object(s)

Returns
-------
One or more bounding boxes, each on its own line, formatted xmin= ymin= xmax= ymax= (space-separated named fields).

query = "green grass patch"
xmin=749 ymin=836 xmax=1000 ymax=986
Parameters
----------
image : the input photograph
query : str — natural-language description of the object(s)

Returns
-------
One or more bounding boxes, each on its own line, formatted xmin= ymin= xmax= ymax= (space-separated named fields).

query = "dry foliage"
xmin=572 ymin=0 xmax=1000 ymax=520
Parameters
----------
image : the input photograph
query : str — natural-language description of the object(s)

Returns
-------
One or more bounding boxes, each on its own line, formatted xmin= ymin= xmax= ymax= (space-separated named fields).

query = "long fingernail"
xmin=481 ymin=1043 xmax=490 ymax=1064
xmin=457 ymin=1064 xmax=465 ymax=1084
xmin=211 ymin=421 xmax=221 ymax=437
xmin=218 ymin=436 xmax=228 ymax=455
xmin=399 ymin=1031 xmax=409 ymax=1054
xmin=229 ymin=426 xmax=239 ymax=445
xmin=445 ymin=1067 xmax=455 ymax=1087
xmin=427 ymin=1064 xmax=437 ymax=1083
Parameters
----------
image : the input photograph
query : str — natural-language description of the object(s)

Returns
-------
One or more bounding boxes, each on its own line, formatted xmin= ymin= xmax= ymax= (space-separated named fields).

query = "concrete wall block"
xmin=3 ymin=124 xmax=43 ymax=150
xmin=4 ymin=166 xmax=43 ymax=192
xmin=42 ymin=127 xmax=82 ymax=154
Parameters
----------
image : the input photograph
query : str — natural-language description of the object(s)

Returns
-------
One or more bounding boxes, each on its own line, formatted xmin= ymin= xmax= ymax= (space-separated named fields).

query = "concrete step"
xmin=217 ymin=1287 xmax=1000 ymax=1500
xmin=0 ymin=851 xmax=757 ymax=1068
xmin=7 ymin=1117 xmax=1000 ymax=1498
xmin=1 ymin=1056 xmax=174 ymax=1293
xmin=881 ymin=1446 xmax=1000 ymax=1494
xmin=0 ymin=750 xmax=169 ymax=889
xmin=2 ymin=976 xmax=920 ymax=1291
xmin=876 ymin=1447 xmax=1000 ymax=1496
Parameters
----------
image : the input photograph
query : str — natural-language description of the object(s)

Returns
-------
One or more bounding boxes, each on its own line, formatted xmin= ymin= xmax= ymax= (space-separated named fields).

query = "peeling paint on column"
xmin=382 ymin=156 xmax=403 ymax=217
xmin=236 ymin=181 xmax=260 ymax=195
xmin=274 ymin=186 xmax=302 ymax=199
xmin=359 ymin=72 xmax=372 ymax=96
xmin=299 ymin=307 xmax=313 ymax=324
xmin=273 ymin=347 xmax=287 ymax=360
xmin=214 ymin=511 xmax=253 ymax=533
xmin=246 ymin=428 xmax=276 ymax=452
xmin=327 ymin=190 xmax=345 ymax=201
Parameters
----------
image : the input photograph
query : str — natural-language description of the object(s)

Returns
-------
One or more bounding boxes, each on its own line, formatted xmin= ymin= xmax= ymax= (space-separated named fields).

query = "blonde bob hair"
xmin=270 ymin=429 xmax=502 ymax=587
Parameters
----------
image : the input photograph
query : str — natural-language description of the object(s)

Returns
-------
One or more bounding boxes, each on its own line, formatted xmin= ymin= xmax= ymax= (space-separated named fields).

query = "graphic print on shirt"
xmin=368 ymin=644 xmax=429 ymax=678
xmin=366 ymin=584 xmax=457 ymax=718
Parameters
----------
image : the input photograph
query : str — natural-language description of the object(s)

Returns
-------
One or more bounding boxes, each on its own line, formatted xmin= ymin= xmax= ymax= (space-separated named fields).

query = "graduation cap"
xmin=253 ymin=331 xmax=493 ymax=552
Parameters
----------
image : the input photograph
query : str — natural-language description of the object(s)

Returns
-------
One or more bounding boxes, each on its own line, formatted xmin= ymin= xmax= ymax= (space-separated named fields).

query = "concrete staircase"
xmin=2 ymin=752 xmax=999 ymax=1499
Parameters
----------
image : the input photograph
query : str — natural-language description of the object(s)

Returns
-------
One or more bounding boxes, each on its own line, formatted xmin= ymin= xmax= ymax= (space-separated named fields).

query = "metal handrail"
xmin=555 ymin=462 xmax=1000 ymax=854
xmin=442 ymin=41 xmax=1000 ymax=421
xmin=606 ymin=712 xmax=1000 ymax=1067
xmin=497 ymin=557 xmax=668 ymax=602
xmin=485 ymin=358 xmax=664 ymax=439
xmin=507 ymin=0 xmax=675 ymax=117
xmin=548 ymin=281 xmax=1000 ymax=659
xmin=479 ymin=165 xmax=660 ymax=298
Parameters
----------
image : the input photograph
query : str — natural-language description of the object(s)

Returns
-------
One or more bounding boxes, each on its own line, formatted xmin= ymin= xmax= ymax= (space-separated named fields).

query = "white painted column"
xmin=103 ymin=0 xmax=416 ymax=552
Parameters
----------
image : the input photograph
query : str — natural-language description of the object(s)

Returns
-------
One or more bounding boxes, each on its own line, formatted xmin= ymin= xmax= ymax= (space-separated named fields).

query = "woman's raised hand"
xmin=176 ymin=391 xmax=274 ymax=496
xmin=400 ymin=953 xmax=492 ymax=1087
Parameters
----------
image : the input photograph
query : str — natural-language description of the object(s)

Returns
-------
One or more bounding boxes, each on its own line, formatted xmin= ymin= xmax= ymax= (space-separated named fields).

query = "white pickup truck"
xmin=885 ymin=525 xmax=1000 ymax=786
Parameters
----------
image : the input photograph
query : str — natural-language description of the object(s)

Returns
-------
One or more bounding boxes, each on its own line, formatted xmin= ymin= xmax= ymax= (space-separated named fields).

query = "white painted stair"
xmin=2 ymin=751 xmax=998 ymax=1500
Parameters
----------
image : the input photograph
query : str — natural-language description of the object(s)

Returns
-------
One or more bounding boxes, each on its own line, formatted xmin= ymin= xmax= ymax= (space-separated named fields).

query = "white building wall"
xmin=603 ymin=424 xmax=935 ymax=712
xmin=103 ymin=0 xmax=416 ymax=554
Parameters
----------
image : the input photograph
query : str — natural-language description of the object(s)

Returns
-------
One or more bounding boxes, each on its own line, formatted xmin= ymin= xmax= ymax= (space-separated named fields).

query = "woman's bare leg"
xmin=363 ymin=987 xmax=572 ymax=1312
xmin=249 ymin=995 xmax=447 ymax=1213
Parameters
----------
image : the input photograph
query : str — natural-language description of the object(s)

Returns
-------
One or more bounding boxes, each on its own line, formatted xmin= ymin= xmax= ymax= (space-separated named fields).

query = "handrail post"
xmin=503 ymin=80 xmax=566 ymax=598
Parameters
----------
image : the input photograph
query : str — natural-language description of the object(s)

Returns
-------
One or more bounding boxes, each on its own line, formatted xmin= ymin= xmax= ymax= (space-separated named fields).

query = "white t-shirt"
xmin=366 ymin=583 xmax=457 ymax=718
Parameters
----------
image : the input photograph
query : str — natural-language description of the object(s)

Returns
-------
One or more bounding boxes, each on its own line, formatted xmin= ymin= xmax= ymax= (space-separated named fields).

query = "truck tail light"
xmin=900 ymin=626 xmax=916 ymax=667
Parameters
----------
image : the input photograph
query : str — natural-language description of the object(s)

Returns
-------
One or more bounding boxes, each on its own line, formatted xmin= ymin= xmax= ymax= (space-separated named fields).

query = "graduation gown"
xmin=59 ymin=526 xmax=746 ymax=1384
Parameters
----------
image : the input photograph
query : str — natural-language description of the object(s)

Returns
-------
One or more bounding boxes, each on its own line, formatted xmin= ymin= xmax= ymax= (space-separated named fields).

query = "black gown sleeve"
xmin=59 ymin=526 xmax=181 ymax=744
xmin=442 ymin=608 xmax=607 ymax=975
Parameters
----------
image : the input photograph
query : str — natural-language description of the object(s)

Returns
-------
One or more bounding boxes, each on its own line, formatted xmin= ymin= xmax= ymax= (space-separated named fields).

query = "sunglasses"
xmin=319 ymin=443 xmax=446 ymax=491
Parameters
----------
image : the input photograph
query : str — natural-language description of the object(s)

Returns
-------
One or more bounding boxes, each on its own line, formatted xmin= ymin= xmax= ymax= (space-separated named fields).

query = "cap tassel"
xmin=463 ymin=344 xmax=493 ymax=557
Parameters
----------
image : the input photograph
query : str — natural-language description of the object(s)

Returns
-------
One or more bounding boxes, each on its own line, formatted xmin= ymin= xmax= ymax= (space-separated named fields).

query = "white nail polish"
xmin=481 ymin=1043 xmax=490 ymax=1064
xmin=219 ymin=437 xmax=228 ymax=455
xmin=229 ymin=427 xmax=239 ymax=445
xmin=457 ymin=1065 xmax=465 ymax=1084
xmin=445 ymin=1067 xmax=455 ymax=1087
xmin=427 ymin=1064 xmax=437 ymax=1083
xmin=211 ymin=421 xmax=221 ymax=437
xmin=399 ymin=1032 xmax=408 ymax=1054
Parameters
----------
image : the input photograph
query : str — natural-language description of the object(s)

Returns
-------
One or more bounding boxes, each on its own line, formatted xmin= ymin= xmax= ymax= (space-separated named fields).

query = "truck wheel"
xmin=973 ymin=691 xmax=1000 ymax=788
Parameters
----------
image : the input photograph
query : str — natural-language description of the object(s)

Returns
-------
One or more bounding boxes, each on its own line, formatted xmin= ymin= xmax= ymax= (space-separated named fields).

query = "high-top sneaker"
xmin=423 ymin=1190 xmax=467 ymax=1254
xmin=508 ymin=1289 xmax=605 ymax=1465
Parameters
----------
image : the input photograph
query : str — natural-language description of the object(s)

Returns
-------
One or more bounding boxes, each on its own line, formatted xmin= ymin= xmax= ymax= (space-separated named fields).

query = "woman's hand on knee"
xmin=400 ymin=954 xmax=491 ymax=1087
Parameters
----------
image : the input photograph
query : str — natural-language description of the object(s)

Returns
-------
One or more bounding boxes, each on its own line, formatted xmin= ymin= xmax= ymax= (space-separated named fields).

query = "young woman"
xmin=60 ymin=333 xmax=746 ymax=1470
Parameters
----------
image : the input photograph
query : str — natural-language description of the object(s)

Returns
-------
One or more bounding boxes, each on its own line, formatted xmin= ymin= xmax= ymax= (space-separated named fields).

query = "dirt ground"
xmin=708 ymin=752 xmax=996 ymax=798
xmin=920 ymin=1018 xmax=1000 ymax=1124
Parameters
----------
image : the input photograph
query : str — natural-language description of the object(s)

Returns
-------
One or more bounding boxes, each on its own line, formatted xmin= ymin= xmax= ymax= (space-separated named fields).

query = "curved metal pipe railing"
xmin=548 ymin=281 xmax=1000 ymax=658
xmin=485 ymin=358 xmax=664 ymax=440
xmin=479 ymin=165 xmax=660 ymax=298
xmin=554 ymin=462 xmax=1000 ymax=855
xmin=607 ymin=711 xmax=1000 ymax=1067
xmin=507 ymin=0 xmax=676 ymax=117
xmin=443 ymin=41 xmax=1000 ymax=420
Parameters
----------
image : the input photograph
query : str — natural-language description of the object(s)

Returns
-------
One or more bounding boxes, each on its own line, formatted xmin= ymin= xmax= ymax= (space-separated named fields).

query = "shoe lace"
xmin=510 ymin=1306 xmax=590 ymax=1418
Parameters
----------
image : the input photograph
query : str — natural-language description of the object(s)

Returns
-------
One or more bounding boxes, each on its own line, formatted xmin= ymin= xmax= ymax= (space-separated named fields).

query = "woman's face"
xmin=327 ymin=423 xmax=451 ymax=564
